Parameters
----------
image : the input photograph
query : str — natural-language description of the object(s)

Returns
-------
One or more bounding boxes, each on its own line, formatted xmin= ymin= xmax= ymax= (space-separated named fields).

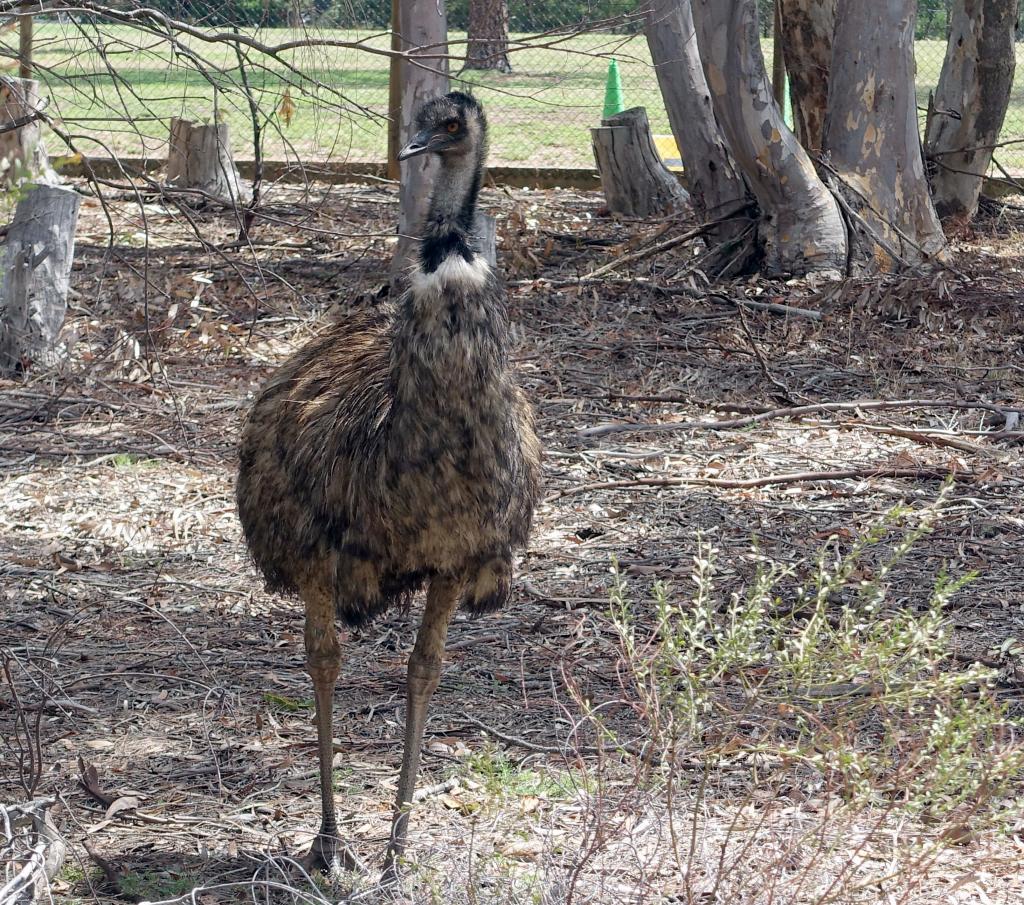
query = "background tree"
xmin=653 ymin=0 xmax=949 ymax=277
xmin=645 ymin=0 xmax=754 ymax=272
xmin=777 ymin=0 xmax=834 ymax=153
xmin=925 ymin=0 xmax=1018 ymax=223
xmin=824 ymin=0 xmax=946 ymax=268
xmin=691 ymin=0 xmax=846 ymax=275
xmin=464 ymin=0 xmax=512 ymax=72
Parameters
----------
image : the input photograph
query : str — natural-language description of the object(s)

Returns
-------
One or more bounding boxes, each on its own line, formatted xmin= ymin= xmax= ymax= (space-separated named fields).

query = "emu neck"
xmin=419 ymin=152 xmax=483 ymax=272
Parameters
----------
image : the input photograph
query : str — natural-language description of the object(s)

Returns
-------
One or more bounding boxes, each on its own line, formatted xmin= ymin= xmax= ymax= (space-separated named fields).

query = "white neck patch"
xmin=411 ymin=254 xmax=491 ymax=297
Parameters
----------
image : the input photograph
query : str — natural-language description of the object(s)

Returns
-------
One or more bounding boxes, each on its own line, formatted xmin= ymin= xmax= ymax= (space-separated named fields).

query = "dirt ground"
xmin=2 ymin=181 xmax=1023 ymax=904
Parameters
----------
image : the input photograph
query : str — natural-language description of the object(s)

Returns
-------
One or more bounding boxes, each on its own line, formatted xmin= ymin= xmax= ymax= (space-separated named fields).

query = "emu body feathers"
xmin=237 ymin=267 xmax=539 ymax=626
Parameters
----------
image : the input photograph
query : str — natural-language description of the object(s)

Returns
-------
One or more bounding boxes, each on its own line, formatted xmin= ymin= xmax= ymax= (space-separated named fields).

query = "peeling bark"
xmin=778 ymin=0 xmax=835 ymax=153
xmin=692 ymin=0 xmax=846 ymax=276
xmin=925 ymin=0 xmax=1017 ymax=223
xmin=465 ymin=0 xmax=512 ymax=73
xmin=390 ymin=0 xmax=449 ymax=286
xmin=825 ymin=0 xmax=947 ymax=269
xmin=645 ymin=0 xmax=753 ymax=268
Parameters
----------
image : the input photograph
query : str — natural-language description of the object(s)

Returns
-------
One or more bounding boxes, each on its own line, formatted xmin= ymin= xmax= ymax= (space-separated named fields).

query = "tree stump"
xmin=0 ymin=184 xmax=81 ymax=375
xmin=0 ymin=76 xmax=55 ymax=187
xmin=0 ymin=799 xmax=66 ymax=905
xmin=591 ymin=107 xmax=689 ymax=217
xmin=474 ymin=211 xmax=497 ymax=268
xmin=166 ymin=117 xmax=251 ymax=206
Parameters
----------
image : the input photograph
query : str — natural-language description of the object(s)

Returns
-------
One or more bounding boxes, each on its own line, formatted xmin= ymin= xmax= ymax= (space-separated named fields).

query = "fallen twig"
xmin=734 ymin=303 xmax=797 ymax=402
xmin=660 ymin=285 xmax=825 ymax=320
xmin=412 ymin=777 xmax=460 ymax=803
xmin=583 ymin=398 xmax=1024 ymax=439
xmin=546 ymin=466 xmax=980 ymax=502
xmin=853 ymin=423 xmax=999 ymax=457
xmin=583 ymin=216 xmax=743 ymax=281
xmin=463 ymin=715 xmax=652 ymax=762
xmin=463 ymin=715 xmax=570 ymax=754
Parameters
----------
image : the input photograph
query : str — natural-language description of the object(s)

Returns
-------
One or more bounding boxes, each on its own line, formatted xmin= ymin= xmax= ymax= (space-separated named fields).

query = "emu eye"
xmin=446 ymin=121 xmax=459 ymax=134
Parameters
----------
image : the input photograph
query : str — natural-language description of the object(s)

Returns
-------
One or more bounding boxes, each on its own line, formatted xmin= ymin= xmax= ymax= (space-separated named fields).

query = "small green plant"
xmin=109 ymin=453 xmax=160 ymax=469
xmin=116 ymin=868 xmax=197 ymax=901
xmin=607 ymin=484 xmax=1023 ymax=833
xmin=465 ymin=746 xmax=579 ymax=800
xmin=262 ymin=691 xmax=314 ymax=712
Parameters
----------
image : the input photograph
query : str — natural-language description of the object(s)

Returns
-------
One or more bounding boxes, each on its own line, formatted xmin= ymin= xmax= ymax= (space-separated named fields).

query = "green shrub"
xmin=606 ymin=486 xmax=1022 ymax=833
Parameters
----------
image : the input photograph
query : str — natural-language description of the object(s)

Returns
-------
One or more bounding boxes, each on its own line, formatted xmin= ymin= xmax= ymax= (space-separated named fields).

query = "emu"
xmin=236 ymin=92 xmax=541 ymax=877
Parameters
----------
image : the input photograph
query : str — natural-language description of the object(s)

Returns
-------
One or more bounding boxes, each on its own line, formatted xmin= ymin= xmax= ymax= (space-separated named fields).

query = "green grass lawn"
xmin=8 ymin=24 xmax=1024 ymax=169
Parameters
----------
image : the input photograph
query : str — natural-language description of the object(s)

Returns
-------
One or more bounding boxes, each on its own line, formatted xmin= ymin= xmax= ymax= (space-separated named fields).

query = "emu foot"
xmin=299 ymin=831 xmax=363 ymax=877
xmin=378 ymin=855 xmax=405 ymax=892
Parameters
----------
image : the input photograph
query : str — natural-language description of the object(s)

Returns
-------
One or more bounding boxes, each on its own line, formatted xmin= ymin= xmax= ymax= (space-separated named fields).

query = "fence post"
xmin=387 ymin=0 xmax=401 ymax=181
xmin=18 ymin=2 xmax=32 ymax=80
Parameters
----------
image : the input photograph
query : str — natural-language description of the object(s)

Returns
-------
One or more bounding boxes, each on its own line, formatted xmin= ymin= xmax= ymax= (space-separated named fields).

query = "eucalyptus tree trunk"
xmin=464 ymin=0 xmax=511 ymax=73
xmin=692 ymin=0 xmax=846 ymax=276
xmin=925 ymin=0 xmax=1017 ymax=223
xmin=778 ymin=0 xmax=835 ymax=153
xmin=824 ymin=0 xmax=947 ymax=268
xmin=390 ymin=0 xmax=449 ymax=286
xmin=645 ymin=0 xmax=754 ymax=270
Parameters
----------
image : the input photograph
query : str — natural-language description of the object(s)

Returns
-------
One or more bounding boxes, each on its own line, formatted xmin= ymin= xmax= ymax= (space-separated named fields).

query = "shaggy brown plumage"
xmin=236 ymin=92 xmax=541 ymax=878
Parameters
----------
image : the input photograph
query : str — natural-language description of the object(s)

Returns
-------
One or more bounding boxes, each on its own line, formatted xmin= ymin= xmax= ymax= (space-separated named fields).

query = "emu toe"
xmin=300 ymin=831 xmax=363 ymax=878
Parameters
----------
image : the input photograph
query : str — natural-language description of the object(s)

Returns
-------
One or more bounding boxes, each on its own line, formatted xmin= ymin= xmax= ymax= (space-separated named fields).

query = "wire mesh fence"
xmin=8 ymin=2 xmax=1024 ymax=174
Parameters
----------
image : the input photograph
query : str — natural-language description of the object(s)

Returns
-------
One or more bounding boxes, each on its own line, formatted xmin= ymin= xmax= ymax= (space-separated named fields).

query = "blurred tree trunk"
xmin=0 ymin=77 xmax=54 ymax=187
xmin=0 ymin=185 xmax=81 ymax=375
xmin=925 ymin=0 xmax=1017 ymax=223
xmin=390 ymin=0 xmax=449 ymax=286
xmin=645 ymin=0 xmax=754 ymax=272
xmin=464 ymin=0 xmax=511 ymax=73
xmin=778 ymin=0 xmax=835 ymax=153
xmin=771 ymin=0 xmax=787 ymax=110
xmin=692 ymin=0 xmax=846 ymax=276
xmin=824 ymin=0 xmax=947 ymax=268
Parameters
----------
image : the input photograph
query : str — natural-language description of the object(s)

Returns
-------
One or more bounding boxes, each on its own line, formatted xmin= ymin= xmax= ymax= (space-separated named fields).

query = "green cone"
xmin=603 ymin=59 xmax=624 ymax=121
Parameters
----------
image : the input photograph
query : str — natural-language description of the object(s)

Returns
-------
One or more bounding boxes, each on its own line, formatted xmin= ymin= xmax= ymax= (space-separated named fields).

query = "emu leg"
xmin=382 ymin=574 xmax=462 ymax=877
xmin=301 ymin=584 xmax=360 ymax=875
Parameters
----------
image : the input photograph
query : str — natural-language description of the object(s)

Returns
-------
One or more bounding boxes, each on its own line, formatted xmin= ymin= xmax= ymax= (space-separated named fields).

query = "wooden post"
xmin=18 ymin=2 xmax=32 ymax=81
xmin=0 ymin=185 xmax=81 ymax=375
xmin=387 ymin=0 xmax=401 ymax=181
xmin=389 ymin=0 xmax=449 ymax=287
xmin=591 ymin=107 xmax=689 ymax=217
xmin=166 ymin=117 xmax=252 ymax=205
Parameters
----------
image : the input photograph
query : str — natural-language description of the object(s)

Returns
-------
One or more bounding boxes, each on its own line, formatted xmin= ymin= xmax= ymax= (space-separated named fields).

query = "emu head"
xmin=398 ymin=92 xmax=488 ymax=164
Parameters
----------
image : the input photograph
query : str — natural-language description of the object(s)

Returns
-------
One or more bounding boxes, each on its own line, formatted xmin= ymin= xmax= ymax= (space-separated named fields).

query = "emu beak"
xmin=397 ymin=129 xmax=434 ymax=162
